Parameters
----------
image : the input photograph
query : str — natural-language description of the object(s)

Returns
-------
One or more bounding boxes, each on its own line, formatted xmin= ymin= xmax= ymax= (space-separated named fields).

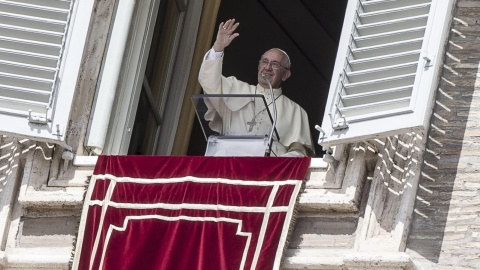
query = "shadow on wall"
xmin=0 ymin=137 xmax=47 ymax=193
xmin=0 ymin=136 xmax=29 ymax=188
xmin=367 ymin=133 xmax=425 ymax=240
xmin=406 ymin=11 xmax=480 ymax=268
xmin=0 ymin=136 xmax=31 ymax=237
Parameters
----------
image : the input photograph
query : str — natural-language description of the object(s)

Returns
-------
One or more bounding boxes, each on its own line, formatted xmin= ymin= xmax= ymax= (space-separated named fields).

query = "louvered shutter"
xmin=318 ymin=0 xmax=454 ymax=147
xmin=0 ymin=0 xmax=93 ymax=146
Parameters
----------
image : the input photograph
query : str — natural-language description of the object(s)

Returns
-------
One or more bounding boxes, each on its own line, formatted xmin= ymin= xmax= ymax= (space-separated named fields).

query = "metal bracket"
xmin=28 ymin=109 xmax=48 ymax=124
xmin=322 ymin=146 xmax=336 ymax=164
xmin=423 ymin=56 xmax=433 ymax=68
xmin=315 ymin=125 xmax=326 ymax=139
xmin=333 ymin=116 xmax=349 ymax=130
xmin=52 ymin=124 xmax=64 ymax=137
xmin=61 ymin=145 xmax=74 ymax=171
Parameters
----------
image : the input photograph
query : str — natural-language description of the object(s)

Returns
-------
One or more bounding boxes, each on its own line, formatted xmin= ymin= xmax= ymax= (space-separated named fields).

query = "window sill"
xmin=43 ymin=155 xmax=366 ymax=213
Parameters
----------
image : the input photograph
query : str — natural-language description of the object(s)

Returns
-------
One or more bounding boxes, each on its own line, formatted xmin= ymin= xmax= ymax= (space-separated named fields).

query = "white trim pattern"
xmin=74 ymin=173 xmax=302 ymax=270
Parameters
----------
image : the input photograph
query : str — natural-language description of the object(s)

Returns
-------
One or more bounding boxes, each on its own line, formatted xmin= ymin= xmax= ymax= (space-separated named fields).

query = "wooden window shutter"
xmin=0 ymin=0 xmax=94 ymax=146
xmin=318 ymin=0 xmax=454 ymax=147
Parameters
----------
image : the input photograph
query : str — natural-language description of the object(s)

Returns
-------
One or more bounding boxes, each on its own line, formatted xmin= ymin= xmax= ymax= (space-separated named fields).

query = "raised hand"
xmin=213 ymin=19 xmax=240 ymax=52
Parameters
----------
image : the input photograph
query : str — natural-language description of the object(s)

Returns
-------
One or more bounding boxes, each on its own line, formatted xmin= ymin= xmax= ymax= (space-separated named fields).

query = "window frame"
xmin=96 ymin=0 xmax=202 ymax=155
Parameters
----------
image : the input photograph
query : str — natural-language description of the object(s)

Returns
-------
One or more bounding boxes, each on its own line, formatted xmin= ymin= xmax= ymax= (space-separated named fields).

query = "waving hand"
xmin=213 ymin=19 xmax=240 ymax=52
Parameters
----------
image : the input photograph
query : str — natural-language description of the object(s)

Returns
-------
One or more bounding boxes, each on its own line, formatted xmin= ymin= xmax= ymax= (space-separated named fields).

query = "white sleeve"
xmin=206 ymin=47 xmax=224 ymax=60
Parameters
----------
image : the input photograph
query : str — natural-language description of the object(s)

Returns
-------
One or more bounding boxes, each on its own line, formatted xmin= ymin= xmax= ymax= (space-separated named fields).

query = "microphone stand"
xmin=261 ymin=73 xmax=277 ymax=157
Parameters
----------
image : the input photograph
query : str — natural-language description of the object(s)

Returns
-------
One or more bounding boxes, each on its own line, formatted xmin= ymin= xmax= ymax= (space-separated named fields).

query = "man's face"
xmin=257 ymin=49 xmax=291 ymax=89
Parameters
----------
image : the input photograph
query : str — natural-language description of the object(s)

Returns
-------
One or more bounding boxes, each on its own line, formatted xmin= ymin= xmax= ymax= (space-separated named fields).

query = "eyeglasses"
xmin=258 ymin=59 xmax=289 ymax=70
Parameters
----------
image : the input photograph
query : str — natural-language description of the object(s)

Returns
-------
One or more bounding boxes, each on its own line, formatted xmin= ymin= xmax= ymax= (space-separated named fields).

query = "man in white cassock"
xmin=198 ymin=19 xmax=314 ymax=157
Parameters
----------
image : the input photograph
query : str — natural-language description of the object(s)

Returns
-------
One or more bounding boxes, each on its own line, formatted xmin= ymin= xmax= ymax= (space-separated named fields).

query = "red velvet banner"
xmin=73 ymin=156 xmax=310 ymax=270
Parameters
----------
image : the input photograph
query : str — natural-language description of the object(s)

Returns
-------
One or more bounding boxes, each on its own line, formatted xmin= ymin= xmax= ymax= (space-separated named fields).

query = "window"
xmin=188 ymin=0 xmax=348 ymax=156
xmin=86 ymin=0 xmax=204 ymax=155
xmin=318 ymin=0 xmax=455 ymax=147
xmin=0 ymin=0 xmax=94 ymax=147
xmin=128 ymin=0 xmax=186 ymax=155
xmin=85 ymin=0 xmax=454 ymax=157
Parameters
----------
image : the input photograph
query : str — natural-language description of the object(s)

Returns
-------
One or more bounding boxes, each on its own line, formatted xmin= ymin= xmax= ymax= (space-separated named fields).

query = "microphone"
xmin=260 ymin=72 xmax=277 ymax=156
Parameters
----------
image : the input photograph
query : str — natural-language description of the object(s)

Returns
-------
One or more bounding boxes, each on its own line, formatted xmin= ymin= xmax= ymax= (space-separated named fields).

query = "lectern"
xmin=191 ymin=94 xmax=279 ymax=156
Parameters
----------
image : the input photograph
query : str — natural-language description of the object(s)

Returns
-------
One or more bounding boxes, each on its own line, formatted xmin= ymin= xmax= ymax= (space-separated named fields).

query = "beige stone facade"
xmin=1 ymin=0 xmax=480 ymax=269
xmin=406 ymin=1 xmax=480 ymax=269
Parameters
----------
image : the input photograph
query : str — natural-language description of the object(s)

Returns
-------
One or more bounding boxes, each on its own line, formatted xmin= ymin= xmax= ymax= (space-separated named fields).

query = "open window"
xmin=318 ymin=0 xmax=455 ymax=147
xmin=0 ymin=0 xmax=94 ymax=147
xmin=85 ymin=0 xmax=205 ymax=155
xmin=126 ymin=0 xmax=187 ymax=155
xmin=84 ymin=0 xmax=454 ymax=158
xmin=188 ymin=0 xmax=349 ymax=156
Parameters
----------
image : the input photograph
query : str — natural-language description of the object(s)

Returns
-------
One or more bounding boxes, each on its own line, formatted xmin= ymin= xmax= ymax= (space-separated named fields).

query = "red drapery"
xmin=73 ymin=156 xmax=310 ymax=270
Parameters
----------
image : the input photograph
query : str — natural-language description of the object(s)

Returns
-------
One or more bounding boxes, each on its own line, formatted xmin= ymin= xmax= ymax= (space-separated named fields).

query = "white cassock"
xmin=198 ymin=50 xmax=314 ymax=156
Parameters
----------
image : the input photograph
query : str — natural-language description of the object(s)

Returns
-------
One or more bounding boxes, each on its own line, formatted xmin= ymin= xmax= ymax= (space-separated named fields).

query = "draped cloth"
xmin=72 ymin=156 xmax=310 ymax=270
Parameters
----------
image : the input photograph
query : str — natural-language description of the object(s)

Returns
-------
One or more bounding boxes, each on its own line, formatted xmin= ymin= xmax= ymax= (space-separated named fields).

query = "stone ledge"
xmin=283 ymin=250 xmax=413 ymax=270
xmin=18 ymin=185 xmax=358 ymax=212
xmin=298 ymin=190 xmax=358 ymax=212
xmin=20 ymin=157 xmax=361 ymax=212
xmin=3 ymin=247 xmax=71 ymax=269
xmin=17 ymin=185 xmax=357 ymax=212
xmin=64 ymin=157 xmax=333 ymax=188
xmin=18 ymin=187 xmax=85 ymax=209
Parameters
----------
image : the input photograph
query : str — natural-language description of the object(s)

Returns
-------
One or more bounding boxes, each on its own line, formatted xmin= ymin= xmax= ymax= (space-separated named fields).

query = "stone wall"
xmin=406 ymin=1 xmax=480 ymax=269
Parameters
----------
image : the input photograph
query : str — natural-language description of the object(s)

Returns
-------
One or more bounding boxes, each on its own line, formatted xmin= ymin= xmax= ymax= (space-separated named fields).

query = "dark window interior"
xmin=188 ymin=0 xmax=347 ymax=156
